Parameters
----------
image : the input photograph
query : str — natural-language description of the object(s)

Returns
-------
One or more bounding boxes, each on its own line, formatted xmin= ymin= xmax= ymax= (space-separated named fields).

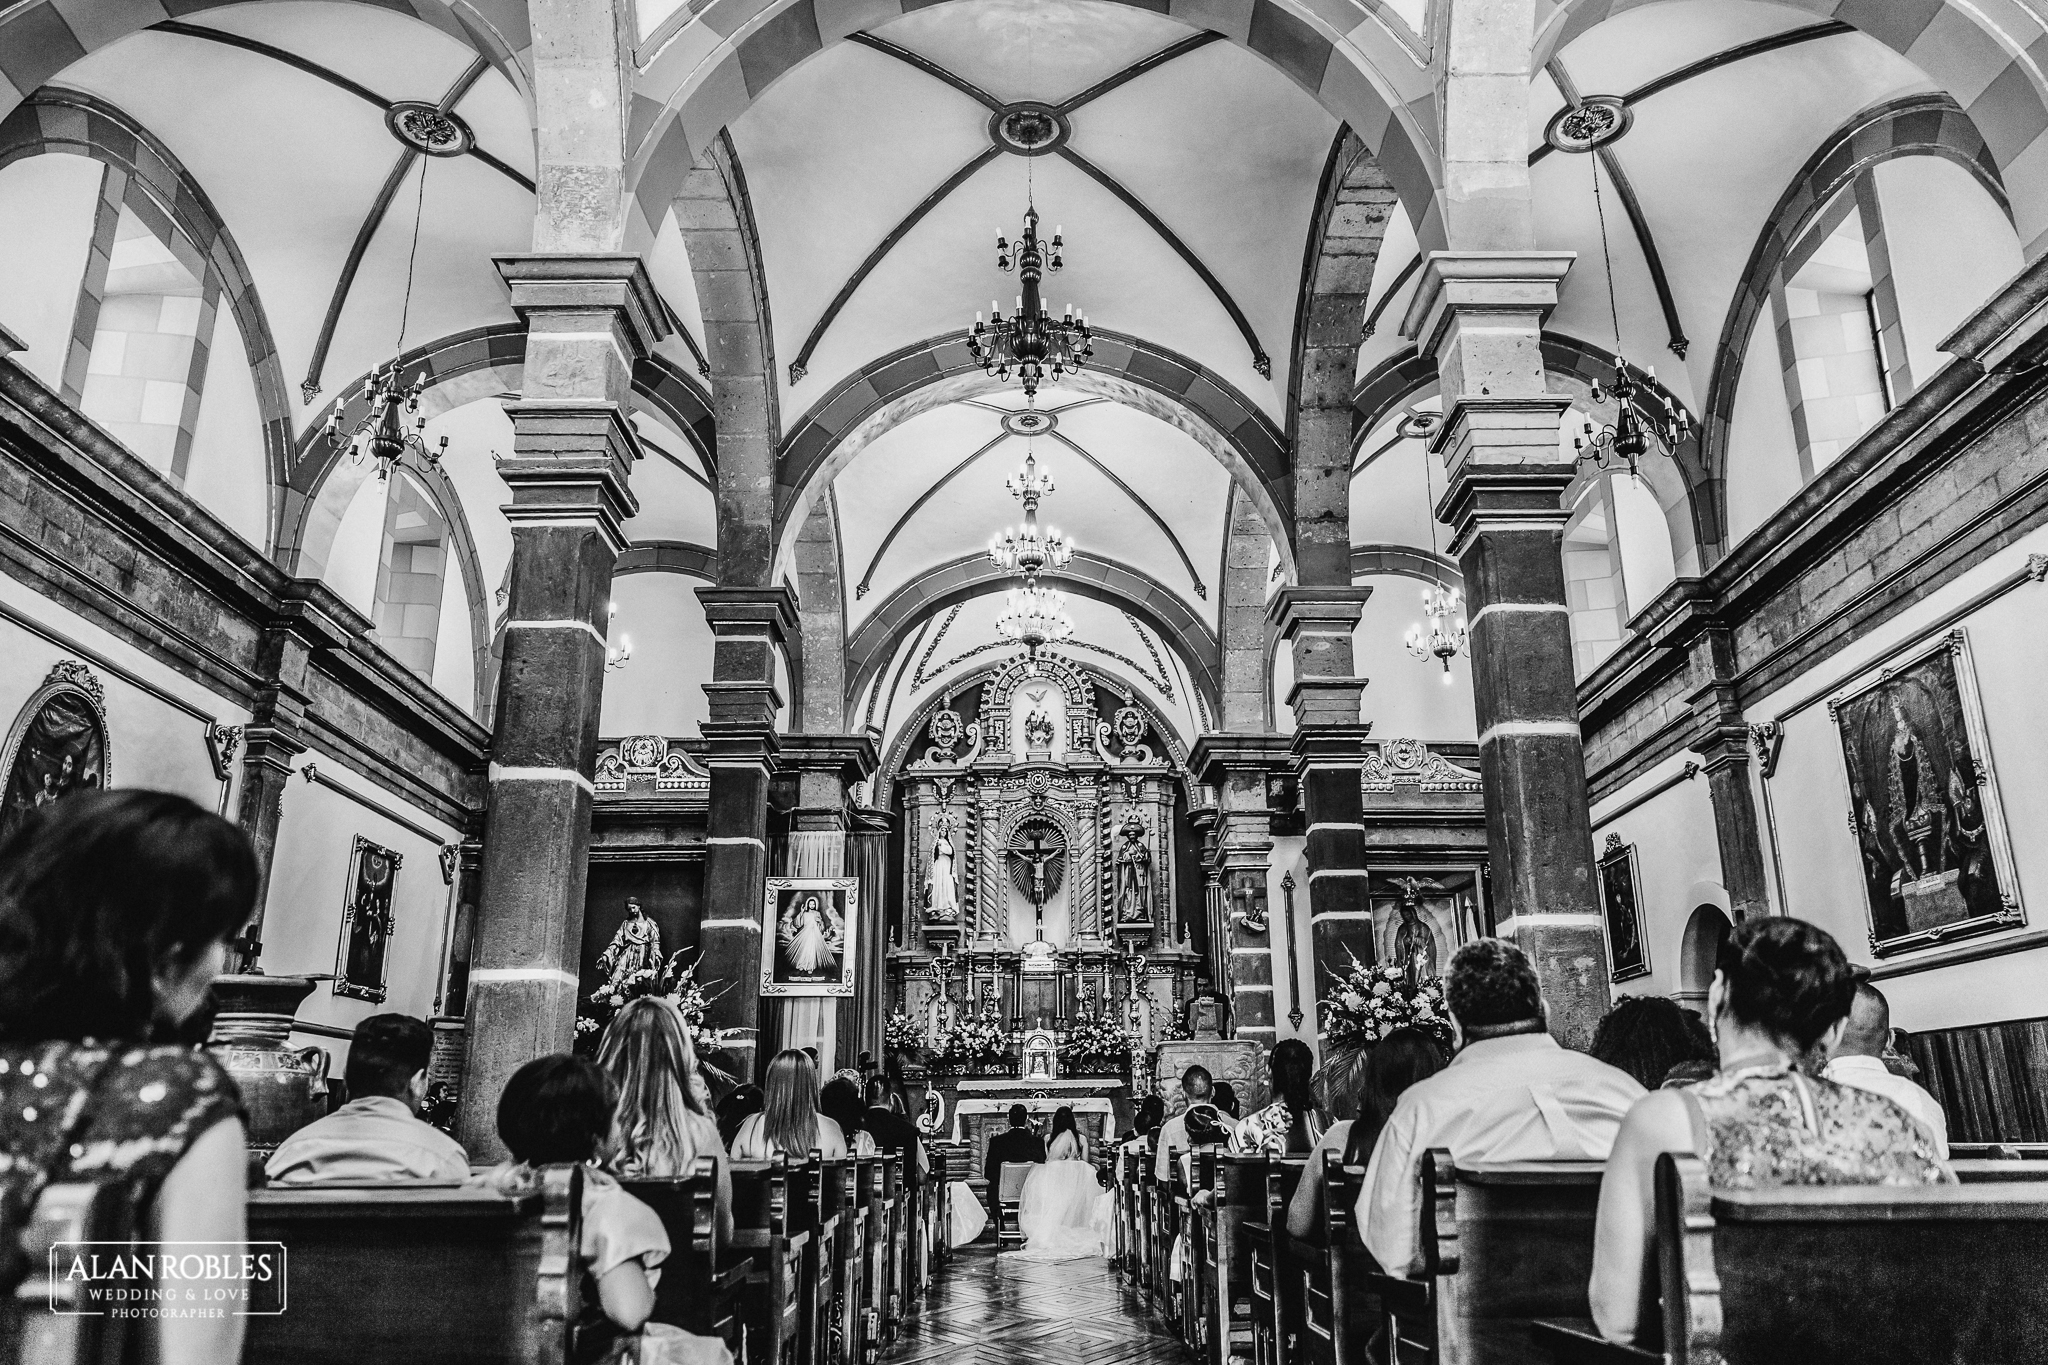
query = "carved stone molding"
xmin=1360 ymin=738 xmax=1481 ymax=792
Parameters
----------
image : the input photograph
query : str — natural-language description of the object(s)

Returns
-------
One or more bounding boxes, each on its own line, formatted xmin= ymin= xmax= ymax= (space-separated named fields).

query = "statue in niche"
xmin=593 ymin=897 xmax=662 ymax=1003
xmin=1114 ymin=813 xmax=1153 ymax=923
xmin=1390 ymin=877 xmax=1442 ymax=988
xmin=1025 ymin=707 xmax=1055 ymax=751
xmin=925 ymin=812 xmax=960 ymax=922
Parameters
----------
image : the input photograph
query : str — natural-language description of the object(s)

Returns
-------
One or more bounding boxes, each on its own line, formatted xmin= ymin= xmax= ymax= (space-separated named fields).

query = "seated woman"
xmin=599 ymin=996 xmax=732 ymax=1245
xmin=819 ymin=1077 xmax=878 ymax=1158
xmin=481 ymin=1054 xmax=729 ymax=1365
xmin=1589 ymin=917 xmax=1953 ymax=1343
xmin=1286 ymin=1026 xmax=1445 ymax=1242
xmin=1015 ymin=1106 xmax=1112 ymax=1261
xmin=0 ymin=791 xmax=255 ymax=1365
xmin=1589 ymin=995 xmax=1717 ymax=1091
xmin=1168 ymin=1106 xmax=1230 ymax=1285
xmin=727 ymin=1049 xmax=849 ymax=1161
xmin=1233 ymin=1038 xmax=1328 ymax=1156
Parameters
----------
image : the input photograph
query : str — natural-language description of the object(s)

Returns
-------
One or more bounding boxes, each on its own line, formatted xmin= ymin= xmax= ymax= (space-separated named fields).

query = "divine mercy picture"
xmin=760 ymin=877 xmax=859 ymax=997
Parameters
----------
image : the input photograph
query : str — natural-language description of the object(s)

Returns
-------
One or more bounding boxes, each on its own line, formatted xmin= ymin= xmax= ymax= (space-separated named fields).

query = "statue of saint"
xmin=1024 ymin=708 xmax=1055 ymax=751
xmin=1389 ymin=879 xmax=1440 ymax=988
xmin=593 ymin=897 xmax=662 ymax=1003
xmin=1114 ymin=817 xmax=1152 ymax=922
xmin=927 ymin=815 xmax=960 ymax=921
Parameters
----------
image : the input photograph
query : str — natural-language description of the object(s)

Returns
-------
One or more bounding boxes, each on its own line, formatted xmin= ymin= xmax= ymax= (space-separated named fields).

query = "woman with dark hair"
xmin=1286 ymin=1027 xmax=1445 ymax=1240
xmin=727 ymin=1049 xmax=848 ymax=1160
xmin=1016 ymin=1104 xmax=1112 ymax=1260
xmin=1121 ymin=1094 xmax=1166 ymax=1149
xmin=716 ymin=1084 xmax=764 ymax=1149
xmin=1589 ymin=917 xmax=1952 ymax=1343
xmin=819 ymin=1077 xmax=878 ymax=1157
xmin=1233 ymin=1038 xmax=1328 ymax=1155
xmin=1589 ymin=995 xmax=1717 ymax=1091
xmin=0 ymin=790 xmax=257 ymax=1365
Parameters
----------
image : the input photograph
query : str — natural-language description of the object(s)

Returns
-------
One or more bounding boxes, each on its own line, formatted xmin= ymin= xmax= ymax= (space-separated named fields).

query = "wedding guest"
xmin=0 ymin=791 xmax=255 ymax=1365
xmin=267 ymin=1013 xmax=468 ymax=1182
xmin=1590 ymin=918 xmax=1953 ymax=1343
xmin=1287 ymin=1027 xmax=1445 ymax=1241
xmin=1234 ymin=1039 xmax=1328 ymax=1155
xmin=1213 ymin=1082 xmax=1242 ymax=1120
xmin=1120 ymin=1096 xmax=1166 ymax=1151
xmin=729 ymin=1049 xmax=849 ymax=1161
xmin=1589 ymin=996 xmax=1717 ymax=1092
xmin=1358 ymin=940 xmax=1644 ymax=1277
xmin=716 ymin=1084 xmax=763 ymax=1149
xmin=983 ymin=1104 xmax=1046 ymax=1188
xmin=1824 ymin=982 xmax=1949 ymax=1156
xmin=821 ymin=1077 xmax=878 ymax=1157
xmin=1155 ymin=1066 xmax=1235 ymax=1181
xmin=861 ymin=1078 xmax=929 ymax=1184
xmin=599 ymin=996 xmax=732 ymax=1243
xmin=481 ymin=1055 xmax=728 ymax=1363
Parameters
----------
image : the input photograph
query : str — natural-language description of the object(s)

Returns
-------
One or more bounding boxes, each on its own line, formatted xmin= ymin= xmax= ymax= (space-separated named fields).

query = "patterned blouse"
xmin=1684 ymin=1062 xmax=1953 ymax=1189
xmin=0 ymin=1042 xmax=244 ymax=1214
xmin=1231 ymin=1099 xmax=1329 ymax=1157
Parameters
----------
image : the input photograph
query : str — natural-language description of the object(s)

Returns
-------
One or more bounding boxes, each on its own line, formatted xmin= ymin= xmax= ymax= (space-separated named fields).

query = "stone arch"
xmin=628 ymin=0 xmax=1445 ymax=259
xmin=0 ymin=88 xmax=294 ymax=542
xmin=1535 ymin=0 xmax=2048 ymax=253
xmin=792 ymin=494 xmax=846 ymax=732
xmin=773 ymin=329 xmax=1295 ymax=578
xmin=984 ymin=650 xmax=1094 ymax=755
xmin=1677 ymin=900 xmax=1733 ymax=1011
xmin=1698 ymin=93 xmax=2007 ymax=564
xmin=845 ymin=553 xmax=1223 ymax=726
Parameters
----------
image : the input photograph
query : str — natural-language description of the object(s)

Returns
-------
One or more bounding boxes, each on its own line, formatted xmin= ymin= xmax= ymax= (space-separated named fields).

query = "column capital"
xmin=498 ymin=403 xmax=641 ymax=552
xmin=697 ymin=584 xmax=799 ymax=644
xmin=1188 ymin=733 xmax=1294 ymax=787
xmin=1266 ymin=584 xmax=1372 ymax=640
xmin=775 ymin=731 xmax=880 ymax=783
xmin=1400 ymin=250 xmax=1576 ymax=358
xmin=696 ymin=722 xmax=782 ymax=767
xmin=494 ymin=253 xmax=668 ymax=359
xmin=1289 ymin=724 xmax=1376 ymax=772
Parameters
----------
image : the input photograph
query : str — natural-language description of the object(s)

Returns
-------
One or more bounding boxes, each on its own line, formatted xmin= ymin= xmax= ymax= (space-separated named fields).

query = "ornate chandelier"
xmin=967 ymin=207 xmax=1092 ymax=398
xmin=987 ymin=449 xmax=1073 ymax=578
xmin=1574 ymin=360 xmax=1691 ymax=479
xmin=996 ymin=583 xmax=1074 ymax=660
xmin=1404 ymin=584 xmax=1468 ymax=682
xmin=322 ymin=360 xmax=447 ymax=482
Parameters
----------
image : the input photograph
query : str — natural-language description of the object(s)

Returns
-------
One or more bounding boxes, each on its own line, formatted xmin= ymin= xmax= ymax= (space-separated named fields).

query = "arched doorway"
xmin=1676 ymin=904 xmax=1733 ymax=1014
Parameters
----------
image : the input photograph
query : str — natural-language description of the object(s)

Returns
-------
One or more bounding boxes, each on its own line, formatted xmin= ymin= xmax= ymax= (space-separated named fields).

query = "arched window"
xmin=1563 ymin=486 xmax=1626 ymax=676
xmin=372 ymin=472 xmax=452 ymax=679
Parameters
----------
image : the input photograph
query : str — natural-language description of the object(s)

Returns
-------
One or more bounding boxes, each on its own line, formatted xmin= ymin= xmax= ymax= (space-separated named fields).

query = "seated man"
xmin=1357 ymin=940 xmax=1645 ymax=1277
xmin=266 ymin=1014 xmax=469 ymax=1183
xmin=984 ymin=1104 xmax=1047 ymax=1189
xmin=1154 ymin=1064 xmax=1237 ymax=1182
xmin=862 ymin=1078 xmax=931 ymax=1185
xmin=1824 ymin=982 xmax=1949 ymax=1157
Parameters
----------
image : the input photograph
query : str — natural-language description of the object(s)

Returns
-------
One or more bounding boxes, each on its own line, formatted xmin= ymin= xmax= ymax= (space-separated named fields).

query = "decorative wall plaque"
xmin=335 ymin=836 xmax=401 ymax=1002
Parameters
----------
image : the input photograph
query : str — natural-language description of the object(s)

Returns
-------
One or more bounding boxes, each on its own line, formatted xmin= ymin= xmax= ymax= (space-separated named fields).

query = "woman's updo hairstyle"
xmin=1713 ymin=916 xmax=1856 ymax=1055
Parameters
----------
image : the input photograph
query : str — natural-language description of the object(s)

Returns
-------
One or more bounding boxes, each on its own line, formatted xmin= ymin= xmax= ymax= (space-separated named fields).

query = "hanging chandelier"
xmin=996 ymin=583 xmax=1074 ymax=664
xmin=967 ymin=207 xmax=1092 ymax=398
xmin=1404 ymin=584 xmax=1468 ymax=682
xmin=987 ymin=449 xmax=1073 ymax=578
xmin=1572 ymin=148 xmax=1693 ymax=480
xmin=322 ymin=360 xmax=447 ymax=482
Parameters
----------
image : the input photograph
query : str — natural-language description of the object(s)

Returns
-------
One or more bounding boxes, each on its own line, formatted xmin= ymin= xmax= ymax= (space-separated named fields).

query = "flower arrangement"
xmin=931 ymin=1011 xmax=1014 ymax=1074
xmin=1319 ymin=954 xmax=1453 ymax=1051
xmin=1058 ymin=1011 xmax=1132 ymax=1073
xmin=884 ymin=1010 xmax=926 ymax=1053
xmin=573 ymin=947 xmax=743 ymax=1056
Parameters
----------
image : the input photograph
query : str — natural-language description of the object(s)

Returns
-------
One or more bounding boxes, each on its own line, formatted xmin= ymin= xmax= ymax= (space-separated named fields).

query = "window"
xmin=373 ymin=473 xmax=450 ymax=678
xmin=1563 ymin=489 xmax=1627 ymax=677
xmin=1773 ymin=199 xmax=1888 ymax=478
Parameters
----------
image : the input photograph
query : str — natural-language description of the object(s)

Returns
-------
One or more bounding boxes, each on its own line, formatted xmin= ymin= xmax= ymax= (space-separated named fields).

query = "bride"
xmin=1015 ymin=1107 xmax=1114 ymax=1261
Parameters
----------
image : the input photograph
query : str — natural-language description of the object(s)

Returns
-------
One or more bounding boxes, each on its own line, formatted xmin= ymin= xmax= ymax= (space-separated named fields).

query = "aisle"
xmin=884 ymin=1245 xmax=1179 ymax=1365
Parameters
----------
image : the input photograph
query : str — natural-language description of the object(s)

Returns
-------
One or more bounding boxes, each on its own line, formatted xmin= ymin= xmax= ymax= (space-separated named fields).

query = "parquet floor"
xmin=884 ymin=1246 xmax=1180 ymax=1365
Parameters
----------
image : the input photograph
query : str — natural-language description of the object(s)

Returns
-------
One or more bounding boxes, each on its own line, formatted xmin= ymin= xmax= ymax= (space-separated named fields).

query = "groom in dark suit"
xmin=983 ymin=1104 xmax=1046 ymax=1187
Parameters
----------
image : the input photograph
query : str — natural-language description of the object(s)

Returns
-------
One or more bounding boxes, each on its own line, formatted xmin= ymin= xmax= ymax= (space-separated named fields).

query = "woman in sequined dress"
xmin=0 ymin=790 xmax=256 ymax=1365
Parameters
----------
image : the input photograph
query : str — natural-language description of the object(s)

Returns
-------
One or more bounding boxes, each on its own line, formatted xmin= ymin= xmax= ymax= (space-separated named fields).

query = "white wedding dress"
xmin=1014 ymin=1131 xmax=1114 ymax=1261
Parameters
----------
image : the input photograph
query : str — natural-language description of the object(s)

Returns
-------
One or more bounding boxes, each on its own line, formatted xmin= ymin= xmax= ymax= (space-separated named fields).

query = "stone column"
xmin=846 ymin=804 xmax=892 ymax=1064
xmin=694 ymin=587 xmax=796 ymax=1079
xmin=458 ymin=256 xmax=662 ymax=1155
xmin=774 ymin=732 xmax=877 ymax=1073
xmin=1404 ymin=253 xmax=1612 ymax=1048
xmin=1192 ymin=735 xmax=1292 ymax=1046
xmin=1683 ymin=617 xmax=1771 ymax=921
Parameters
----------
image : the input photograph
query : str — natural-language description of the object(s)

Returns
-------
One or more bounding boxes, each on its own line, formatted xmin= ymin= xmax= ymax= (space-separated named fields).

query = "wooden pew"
xmin=4 ymin=1182 xmax=134 ymax=1365
xmin=1171 ymin=1150 xmax=1199 ymax=1341
xmin=730 ymin=1159 xmax=810 ymax=1365
xmin=1534 ymin=1152 xmax=2048 ymax=1364
xmin=617 ymin=1161 xmax=752 ymax=1354
xmin=244 ymin=1169 xmax=582 ymax=1365
xmin=994 ymin=1163 xmax=1031 ymax=1250
xmin=822 ymin=1158 xmax=863 ymax=1365
xmin=1311 ymin=1161 xmax=1378 ymax=1365
xmin=1118 ymin=1147 xmax=1146 ymax=1286
xmin=872 ymin=1154 xmax=904 ymax=1350
xmin=1365 ymin=1152 xmax=1605 ymax=1365
xmin=1149 ymin=1153 xmax=1178 ymax=1321
xmin=1948 ymin=1142 xmax=2048 ymax=1159
xmin=786 ymin=1157 xmax=842 ymax=1365
xmin=1194 ymin=1151 xmax=1264 ymax=1365
xmin=1243 ymin=1156 xmax=1307 ymax=1365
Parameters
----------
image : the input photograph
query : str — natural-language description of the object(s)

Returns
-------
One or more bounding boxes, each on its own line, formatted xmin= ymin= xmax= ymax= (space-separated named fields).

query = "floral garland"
xmin=884 ymin=1011 xmax=926 ymax=1052
xmin=1058 ymin=1011 xmax=1132 ymax=1062
xmin=1318 ymin=955 xmax=1453 ymax=1050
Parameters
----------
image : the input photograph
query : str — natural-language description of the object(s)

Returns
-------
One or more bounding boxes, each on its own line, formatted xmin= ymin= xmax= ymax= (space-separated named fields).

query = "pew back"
xmin=245 ymin=1170 xmax=581 ymax=1365
xmin=3 ymin=1182 xmax=133 ymax=1365
xmin=1438 ymin=1157 xmax=1606 ymax=1362
xmin=1658 ymin=1152 xmax=2048 ymax=1364
xmin=730 ymin=1160 xmax=809 ymax=1365
xmin=618 ymin=1163 xmax=750 ymax=1347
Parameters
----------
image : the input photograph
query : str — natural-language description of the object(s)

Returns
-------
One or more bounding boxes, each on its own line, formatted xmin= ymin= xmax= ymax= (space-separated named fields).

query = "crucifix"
xmin=1016 ymin=828 xmax=1058 ymax=942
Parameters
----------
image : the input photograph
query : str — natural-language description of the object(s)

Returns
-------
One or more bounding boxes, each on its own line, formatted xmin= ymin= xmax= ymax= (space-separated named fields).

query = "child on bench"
xmin=479 ymin=1053 xmax=732 ymax=1365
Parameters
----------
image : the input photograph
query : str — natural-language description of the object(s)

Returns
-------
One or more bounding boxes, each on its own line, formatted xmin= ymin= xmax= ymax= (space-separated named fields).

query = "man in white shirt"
xmin=1154 ymin=1065 xmax=1237 ymax=1182
xmin=1357 ymin=940 xmax=1645 ymax=1278
xmin=1823 ymin=982 xmax=1948 ymax=1157
xmin=266 ymin=1014 xmax=470 ymax=1183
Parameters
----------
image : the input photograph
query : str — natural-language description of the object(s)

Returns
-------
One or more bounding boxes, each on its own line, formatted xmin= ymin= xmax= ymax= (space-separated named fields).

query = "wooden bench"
xmin=731 ymin=1159 xmax=811 ymax=1365
xmin=1948 ymin=1142 xmax=2048 ymax=1160
xmin=617 ymin=1162 xmax=752 ymax=1353
xmin=1311 ymin=1161 xmax=1381 ymax=1365
xmin=1192 ymin=1151 xmax=1263 ymax=1365
xmin=1535 ymin=1152 xmax=2048 ymax=1364
xmin=244 ymin=1169 xmax=582 ymax=1365
xmin=1243 ymin=1156 xmax=1307 ymax=1365
xmin=870 ymin=1154 xmax=903 ymax=1351
xmin=3 ymin=1182 xmax=135 ymax=1365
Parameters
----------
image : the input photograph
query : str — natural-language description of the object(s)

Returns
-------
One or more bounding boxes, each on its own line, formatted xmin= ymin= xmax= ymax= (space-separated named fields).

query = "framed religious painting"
xmin=760 ymin=877 xmax=859 ymax=997
xmin=1 ymin=660 xmax=110 ymax=844
xmin=335 ymin=836 xmax=402 ymax=1002
xmin=1597 ymin=835 xmax=1650 ymax=982
xmin=1827 ymin=628 xmax=2023 ymax=957
xmin=1366 ymin=867 xmax=1485 ymax=987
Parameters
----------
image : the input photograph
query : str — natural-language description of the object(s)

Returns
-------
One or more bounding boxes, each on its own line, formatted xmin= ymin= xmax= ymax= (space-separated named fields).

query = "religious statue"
xmin=1389 ymin=877 xmax=1441 ymax=988
xmin=1008 ymin=822 xmax=1066 ymax=909
xmin=1114 ymin=813 xmax=1152 ymax=923
xmin=926 ymin=812 xmax=960 ymax=922
xmin=593 ymin=897 xmax=662 ymax=1003
xmin=1024 ymin=707 xmax=1055 ymax=751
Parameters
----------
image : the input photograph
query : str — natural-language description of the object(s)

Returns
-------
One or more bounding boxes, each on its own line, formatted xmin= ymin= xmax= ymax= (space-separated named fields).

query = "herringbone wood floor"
xmin=885 ymin=1246 xmax=1178 ymax=1365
